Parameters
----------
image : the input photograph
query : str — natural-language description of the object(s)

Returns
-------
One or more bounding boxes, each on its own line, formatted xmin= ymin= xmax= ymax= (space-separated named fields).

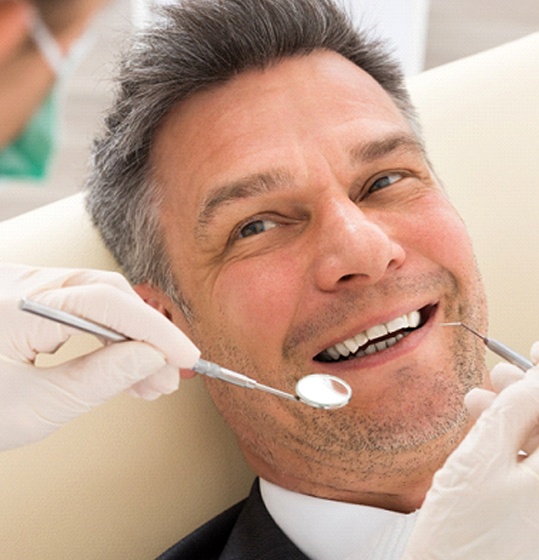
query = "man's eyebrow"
xmin=349 ymin=133 xmax=426 ymax=164
xmin=196 ymin=169 xmax=293 ymax=234
xmin=195 ymin=134 xmax=425 ymax=236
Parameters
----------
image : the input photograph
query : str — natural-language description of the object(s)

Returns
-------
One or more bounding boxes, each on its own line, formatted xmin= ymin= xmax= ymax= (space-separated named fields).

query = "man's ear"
xmin=134 ymin=283 xmax=192 ymax=334
xmin=0 ymin=1 xmax=33 ymax=64
xmin=134 ymin=283 xmax=173 ymax=319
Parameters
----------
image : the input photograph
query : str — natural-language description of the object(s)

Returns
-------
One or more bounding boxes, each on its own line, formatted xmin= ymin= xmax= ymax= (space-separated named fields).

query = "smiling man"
xmin=84 ymin=0 xmax=504 ymax=558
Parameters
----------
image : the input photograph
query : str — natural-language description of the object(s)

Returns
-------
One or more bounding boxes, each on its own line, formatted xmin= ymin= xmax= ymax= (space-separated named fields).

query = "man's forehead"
xmin=154 ymin=49 xmax=395 ymax=136
xmin=151 ymin=50 xmax=410 ymax=212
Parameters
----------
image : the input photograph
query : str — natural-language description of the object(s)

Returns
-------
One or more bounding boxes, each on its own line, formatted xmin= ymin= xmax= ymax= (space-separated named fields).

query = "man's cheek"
xmin=408 ymin=202 xmax=472 ymax=267
xmin=433 ymin=221 xmax=475 ymax=273
xmin=216 ymin=260 xmax=301 ymax=337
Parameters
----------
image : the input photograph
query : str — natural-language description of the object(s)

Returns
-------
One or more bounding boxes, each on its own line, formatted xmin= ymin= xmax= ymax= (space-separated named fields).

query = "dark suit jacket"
xmin=157 ymin=479 xmax=310 ymax=559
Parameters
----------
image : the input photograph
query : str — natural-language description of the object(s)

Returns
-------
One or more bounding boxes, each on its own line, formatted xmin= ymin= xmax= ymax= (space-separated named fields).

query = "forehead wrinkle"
xmin=349 ymin=133 xmax=426 ymax=165
xmin=195 ymin=168 xmax=294 ymax=238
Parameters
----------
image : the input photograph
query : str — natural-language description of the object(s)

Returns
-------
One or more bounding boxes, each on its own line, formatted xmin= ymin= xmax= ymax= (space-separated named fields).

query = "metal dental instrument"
xmin=19 ymin=298 xmax=352 ymax=410
xmin=442 ymin=322 xmax=534 ymax=372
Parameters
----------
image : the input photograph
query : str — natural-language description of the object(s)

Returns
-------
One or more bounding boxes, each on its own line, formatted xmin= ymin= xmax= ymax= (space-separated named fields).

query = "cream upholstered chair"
xmin=0 ymin=32 xmax=538 ymax=559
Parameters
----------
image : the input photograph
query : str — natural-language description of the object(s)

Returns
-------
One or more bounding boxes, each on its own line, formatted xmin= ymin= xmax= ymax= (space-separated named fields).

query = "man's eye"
xmin=238 ymin=219 xmax=277 ymax=238
xmin=368 ymin=172 xmax=404 ymax=194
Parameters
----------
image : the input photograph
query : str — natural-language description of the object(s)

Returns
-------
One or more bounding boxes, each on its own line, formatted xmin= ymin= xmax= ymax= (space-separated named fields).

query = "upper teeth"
xmin=323 ymin=310 xmax=421 ymax=361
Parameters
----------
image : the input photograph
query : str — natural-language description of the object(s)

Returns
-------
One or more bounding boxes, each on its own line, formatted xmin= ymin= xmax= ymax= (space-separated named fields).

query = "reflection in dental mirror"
xmin=295 ymin=374 xmax=352 ymax=409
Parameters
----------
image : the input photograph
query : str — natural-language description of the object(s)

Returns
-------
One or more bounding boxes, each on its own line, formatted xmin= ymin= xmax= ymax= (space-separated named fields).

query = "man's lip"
xmin=312 ymin=303 xmax=438 ymax=362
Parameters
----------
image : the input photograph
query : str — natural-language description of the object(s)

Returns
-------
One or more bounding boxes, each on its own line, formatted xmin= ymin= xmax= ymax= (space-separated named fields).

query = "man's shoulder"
xmin=157 ymin=498 xmax=246 ymax=560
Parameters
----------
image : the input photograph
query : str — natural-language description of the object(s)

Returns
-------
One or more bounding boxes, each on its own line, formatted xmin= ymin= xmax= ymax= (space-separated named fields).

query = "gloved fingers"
xmin=519 ymin=428 xmax=539 ymax=470
xmin=490 ymin=362 xmax=525 ymax=393
xmin=52 ymin=269 xmax=135 ymax=292
xmin=0 ymin=345 xmax=162 ymax=449
xmin=518 ymin=367 xmax=539 ymax=463
xmin=31 ymin=284 xmax=200 ymax=369
xmin=4 ymin=263 xmax=133 ymax=297
xmin=531 ymin=341 xmax=539 ymax=365
xmin=464 ymin=387 xmax=496 ymax=419
xmin=0 ymin=298 xmax=83 ymax=362
xmin=125 ymin=365 xmax=180 ymax=401
xmin=1 ymin=265 xmax=140 ymax=361
xmin=465 ymin=363 xmax=528 ymax=421
xmin=43 ymin=341 xmax=175 ymax=410
xmin=482 ymin=369 xmax=539 ymax=459
xmin=0 ymin=339 xmax=180 ymax=451
xmin=1 ymin=263 xmax=79 ymax=294
xmin=492 ymin=363 xmax=539 ymax=459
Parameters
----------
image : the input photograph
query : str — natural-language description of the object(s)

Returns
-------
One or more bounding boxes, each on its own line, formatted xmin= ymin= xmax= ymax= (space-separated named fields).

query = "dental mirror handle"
xmin=18 ymin=298 xmax=301 ymax=404
xmin=192 ymin=359 xmax=297 ymax=401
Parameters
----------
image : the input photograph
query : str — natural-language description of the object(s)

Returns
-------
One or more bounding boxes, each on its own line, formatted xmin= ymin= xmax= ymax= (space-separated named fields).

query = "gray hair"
xmin=85 ymin=0 xmax=421 ymax=316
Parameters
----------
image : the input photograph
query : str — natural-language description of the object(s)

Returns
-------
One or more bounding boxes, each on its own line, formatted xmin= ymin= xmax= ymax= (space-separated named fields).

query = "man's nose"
xmin=311 ymin=199 xmax=405 ymax=291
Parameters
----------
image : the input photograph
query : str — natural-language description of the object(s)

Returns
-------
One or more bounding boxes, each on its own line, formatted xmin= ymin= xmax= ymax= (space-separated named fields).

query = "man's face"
xmin=147 ymin=50 xmax=488 ymax=510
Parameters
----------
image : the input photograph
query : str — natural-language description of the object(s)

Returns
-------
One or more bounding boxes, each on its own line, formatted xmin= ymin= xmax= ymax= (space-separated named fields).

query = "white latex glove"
xmin=0 ymin=263 xmax=200 ymax=451
xmin=401 ymin=350 xmax=539 ymax=560
xmin=466 ymin=341 xmax=539 ymax=420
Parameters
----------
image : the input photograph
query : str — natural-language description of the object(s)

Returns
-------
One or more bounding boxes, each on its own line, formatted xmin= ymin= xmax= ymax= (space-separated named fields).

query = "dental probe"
xmin=442 ymin=322 xmax=534 ymax=372
xmin=19 ymin=298 xmax=352 ymax=410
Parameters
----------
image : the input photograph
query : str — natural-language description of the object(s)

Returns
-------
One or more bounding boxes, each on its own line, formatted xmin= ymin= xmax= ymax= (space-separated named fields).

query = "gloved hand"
xmin=0 ymin=263 xmax=200 ymax=451
xmin=401 ymin=347 xmax=539 ymax=560
xmin=466 ymin=341 xmax=539 ymax=419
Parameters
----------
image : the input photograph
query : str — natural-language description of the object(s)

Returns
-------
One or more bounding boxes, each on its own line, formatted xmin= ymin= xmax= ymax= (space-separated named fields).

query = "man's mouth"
xmin=314 ymin=305 xmax=433 ymax=363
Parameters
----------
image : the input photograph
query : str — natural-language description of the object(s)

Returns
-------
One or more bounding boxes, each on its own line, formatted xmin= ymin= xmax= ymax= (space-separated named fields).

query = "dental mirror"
xmin=295 ymin=373 xmax=352 ymax=409
xmin=191 ymin=358 xmax=351 ymax=410
xmin=19 ymin=299 xmax=352 ymax=410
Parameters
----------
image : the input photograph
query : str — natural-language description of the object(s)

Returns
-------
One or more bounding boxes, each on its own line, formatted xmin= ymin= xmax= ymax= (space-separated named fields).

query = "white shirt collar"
xmin=259 ymin=478 xmax=418 ymax=560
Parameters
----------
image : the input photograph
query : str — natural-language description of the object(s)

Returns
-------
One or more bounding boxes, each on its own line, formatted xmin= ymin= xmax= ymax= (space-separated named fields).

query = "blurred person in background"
xmin=0 ymin=0 xmax=111 ymax=181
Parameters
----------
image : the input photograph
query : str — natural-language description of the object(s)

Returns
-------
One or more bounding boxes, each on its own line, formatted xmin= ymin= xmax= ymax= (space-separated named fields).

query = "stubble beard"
xmin=186 ymin=266 xmax=488 ymax=495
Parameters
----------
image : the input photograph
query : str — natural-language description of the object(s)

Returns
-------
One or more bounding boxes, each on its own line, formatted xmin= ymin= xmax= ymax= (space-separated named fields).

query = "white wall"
xmin=337 ymin=0 xmax=430 ymax=75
